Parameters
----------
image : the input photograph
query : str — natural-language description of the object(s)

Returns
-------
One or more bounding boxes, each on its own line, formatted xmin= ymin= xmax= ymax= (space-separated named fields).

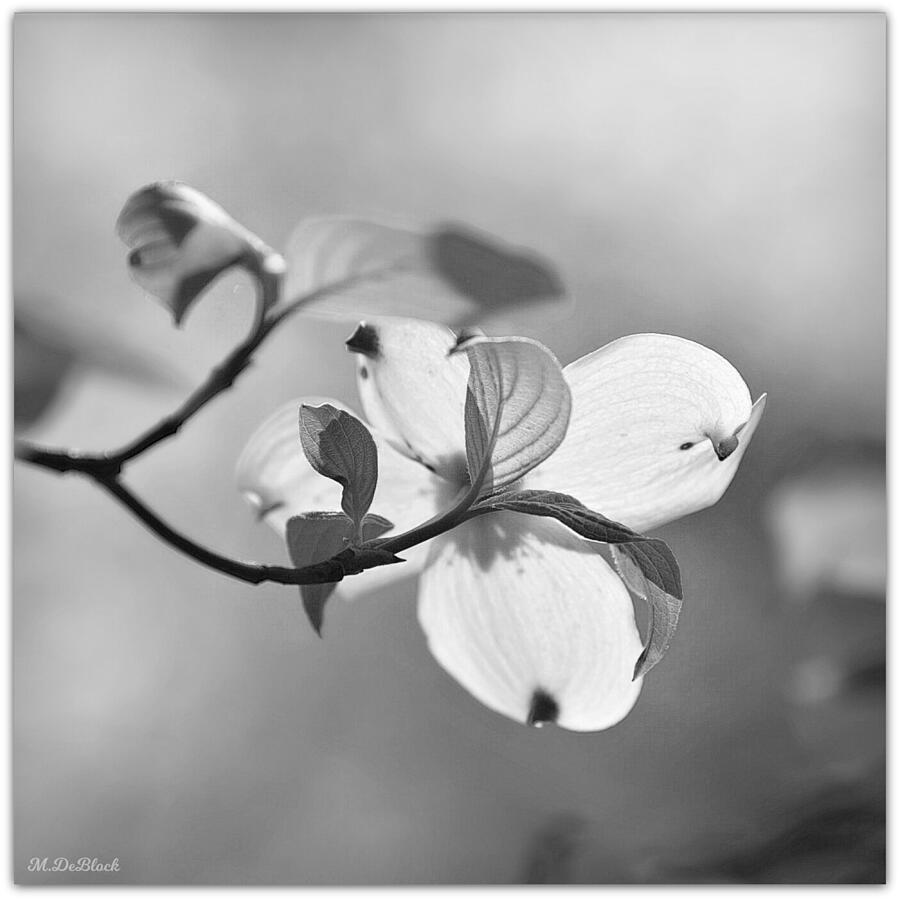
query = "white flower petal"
xmin=418 ymin=512 xmax=643 ymax=731
xmin=528 ymin=333 xmax=766 ymax=532
xmin=236 ymin=397 xmax=447 ymax=598
xmin=348 ymin=318 xmax=471 ymax=483
xmin=117 ymin=182 xmax=283 ymax=325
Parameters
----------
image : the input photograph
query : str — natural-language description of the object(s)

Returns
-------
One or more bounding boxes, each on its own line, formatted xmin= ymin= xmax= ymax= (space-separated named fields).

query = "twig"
xmin=94 ymin=475 xmax=395 ymax=586
xmin=13 ymin=264 xmax=414 ymax=589
xmin=14 ymin=270 xmax=374 ymax=478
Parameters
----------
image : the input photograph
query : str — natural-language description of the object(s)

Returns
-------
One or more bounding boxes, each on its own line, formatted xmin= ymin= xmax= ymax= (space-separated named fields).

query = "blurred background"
xmin=13 ymin=12 xmax=885 ymax=884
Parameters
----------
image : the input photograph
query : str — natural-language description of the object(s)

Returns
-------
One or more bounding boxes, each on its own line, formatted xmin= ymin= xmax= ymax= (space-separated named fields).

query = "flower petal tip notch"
xmin=345 ymin=322 xmax=381 ymax=359
xmin=711 ymin=392 xmax=768 ymax=461
xmin=526 ymin=689 xmax=560 ymax=728
xmin=448 ymin=327 xmax=485 ymax=355
xmin=713 ymin=433 xmax=740 ymax=461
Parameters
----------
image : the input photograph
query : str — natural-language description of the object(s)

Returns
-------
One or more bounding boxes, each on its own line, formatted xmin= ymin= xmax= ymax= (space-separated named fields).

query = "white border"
xmin=2 ymin=3 xmax=891 ymax=896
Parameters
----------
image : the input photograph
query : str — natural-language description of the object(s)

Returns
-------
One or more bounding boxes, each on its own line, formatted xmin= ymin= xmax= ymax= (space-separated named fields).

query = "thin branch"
xmin=375 ymin=485 xmax=477 ymax=556
xmin=14 ymin=268 xmax=392 ymax=477
xmin=13 ymin=263 xmax=413 ymax=590
xmin=13 ymin=442 xmax=121 ymax=477
xmin=108 ymin=266 xmax=279 ymax=467
xmin=93 ymin=475 xmax=398 ymax=586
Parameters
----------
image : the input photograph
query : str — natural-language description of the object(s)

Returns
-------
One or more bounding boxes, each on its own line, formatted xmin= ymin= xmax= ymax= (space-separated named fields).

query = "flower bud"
xmin=116 ymin=182 xmax=285 ymax=325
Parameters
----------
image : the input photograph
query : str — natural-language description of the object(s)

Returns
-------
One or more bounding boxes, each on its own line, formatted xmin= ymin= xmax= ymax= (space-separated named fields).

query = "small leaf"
xmin=453 ymin=337 xmax=571 ymax=496
xmin=286 ymin=511 xmax=394 ymax=634
xmin=282 ymin=216 xmax=565 ymax=326
xmin=471 ymin=489 xmax=682 ymax=679
xmin=117 ymin=181 xmax=284 ymax=326
xmin=286 ymin=512 xmax=352 ymax=635
xmin=298 ymin=404 xmax=379 ymax=531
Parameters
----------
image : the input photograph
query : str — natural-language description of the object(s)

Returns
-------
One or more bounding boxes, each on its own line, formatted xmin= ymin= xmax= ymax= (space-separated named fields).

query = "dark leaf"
xmin=282 ymin=217 xmax=566 ymax=326
xmin=428 ymin=225 xmax=564 ymax=310
xmin=286 ymin=511 xmax=394 ymax=635
xmin=472 ymin=489 xmax=682 ymax=678
xmin=610 ymin=545 xmax=682 ymax=680
xmin=298 ymin=404 xmax=379 ymax=530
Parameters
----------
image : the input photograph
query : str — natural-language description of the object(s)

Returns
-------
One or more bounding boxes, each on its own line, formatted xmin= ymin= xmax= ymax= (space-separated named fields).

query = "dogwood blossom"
xmin=117 ymin=182 xmax=284 ymax=326
xmin=237 ymin=318 xmax=765 ymax=731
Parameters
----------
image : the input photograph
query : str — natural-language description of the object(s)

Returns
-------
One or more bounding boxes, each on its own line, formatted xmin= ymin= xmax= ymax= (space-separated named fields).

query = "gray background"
xmin=14 ymin=13 xmax=885 ymax=884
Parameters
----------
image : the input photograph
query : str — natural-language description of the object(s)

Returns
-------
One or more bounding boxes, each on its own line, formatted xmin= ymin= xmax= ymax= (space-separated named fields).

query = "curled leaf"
xmin=282 ymin=216 xmax=566 ymax=326
xmin=117 ymin=181 xmax=284 ymax=326
xmin=298 ymin=403 xmax=378 ymax=532
xmin=610 ymin=545 xmax=683 ymax=680
xmin=453 ymin=336 xmax=571 ymax=496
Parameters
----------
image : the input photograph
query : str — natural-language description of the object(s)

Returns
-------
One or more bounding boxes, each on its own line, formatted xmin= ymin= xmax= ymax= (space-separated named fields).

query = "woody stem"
xmin=14 ymin=265 xmax=407 ymax=588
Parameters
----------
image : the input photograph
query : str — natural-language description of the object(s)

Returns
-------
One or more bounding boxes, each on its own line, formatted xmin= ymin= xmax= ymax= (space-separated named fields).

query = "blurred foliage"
xmin=14 ymin=299 xmax=183 ymax=431
xmin=14 ymin=314 xmax=77 ymax=427
xmin=649 ymin=770 xmax=885 ymax=884
xmin=520 ymin=814 xmax=586 ymax=884
xmin=766 ymin=446 xmax=886 ymax=602
xmin=283 ymin=217 xmax=566 ymax=326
